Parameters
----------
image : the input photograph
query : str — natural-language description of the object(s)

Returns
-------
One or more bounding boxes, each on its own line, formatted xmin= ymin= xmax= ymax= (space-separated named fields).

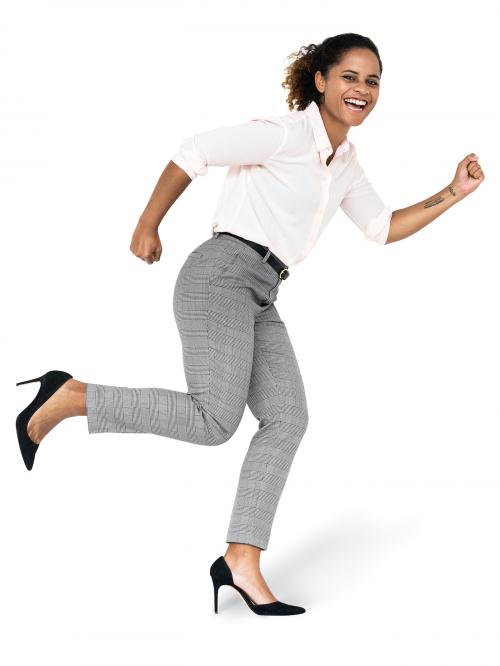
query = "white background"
xmin=2 ymin=0 xmax=499 ymax=664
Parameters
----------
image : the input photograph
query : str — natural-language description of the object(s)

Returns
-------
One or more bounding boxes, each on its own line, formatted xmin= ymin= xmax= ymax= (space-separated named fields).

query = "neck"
xmin=318 ymin=103 xmax=349 ymax=153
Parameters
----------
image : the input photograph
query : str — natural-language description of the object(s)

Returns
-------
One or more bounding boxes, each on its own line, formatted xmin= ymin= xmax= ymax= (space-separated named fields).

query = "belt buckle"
xmin=260 ymin=246 xmax=290 ymax=280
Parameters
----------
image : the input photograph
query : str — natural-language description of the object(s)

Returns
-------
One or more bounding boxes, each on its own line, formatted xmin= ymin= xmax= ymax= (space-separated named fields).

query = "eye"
xmin=342 ymin=75 xmax=379 ymax=86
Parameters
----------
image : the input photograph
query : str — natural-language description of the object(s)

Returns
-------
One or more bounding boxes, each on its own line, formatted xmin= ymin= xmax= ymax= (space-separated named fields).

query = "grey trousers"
xmin=85 ymin=232 xmax=309 ymax=550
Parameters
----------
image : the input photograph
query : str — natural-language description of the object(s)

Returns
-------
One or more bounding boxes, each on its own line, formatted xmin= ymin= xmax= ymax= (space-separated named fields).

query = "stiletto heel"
xmin=16 ymin=375 xmax=45 ymax=386
xmin=213 ymin=581 xmax=219 ymax=613
xmin=209 ymin=555 xmax=306 ymax=616
xmin=15 ymin=370 xmax=74 ymax=470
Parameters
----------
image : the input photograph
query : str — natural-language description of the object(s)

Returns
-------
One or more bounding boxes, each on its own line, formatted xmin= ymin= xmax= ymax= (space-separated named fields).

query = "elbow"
xmin=384 ymin=212 xmax=397 ymax=245
xmin=384 ymin=210 xmax=408 ymax=244
xmin=384 ymin=225 xmax=393 ymax=245
xmin=363 ymin=206 xmax=393 ymax=245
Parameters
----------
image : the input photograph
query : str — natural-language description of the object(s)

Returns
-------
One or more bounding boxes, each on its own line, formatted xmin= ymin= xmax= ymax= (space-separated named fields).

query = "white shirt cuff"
xmin=364 ymin=206 xmax=392 ymax=245
xmin=171 ymin=136 xmax=209 ymax=180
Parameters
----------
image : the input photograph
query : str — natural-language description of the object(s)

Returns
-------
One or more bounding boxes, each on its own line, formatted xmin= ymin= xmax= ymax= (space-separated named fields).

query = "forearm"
xmin=386 ymin=182 xmax=464 ymax=244
xmin=139 ymin=160 xmax=192 ymax=229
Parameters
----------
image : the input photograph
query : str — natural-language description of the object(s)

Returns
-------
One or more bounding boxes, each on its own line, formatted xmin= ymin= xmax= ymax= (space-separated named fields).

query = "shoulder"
xmin=266 ymin=107 xmax=314 ymax=155
xmin=252 ymin=107 xmax=311 ymax=134
xmin=244 ymin=108 xmax=305 ymax=158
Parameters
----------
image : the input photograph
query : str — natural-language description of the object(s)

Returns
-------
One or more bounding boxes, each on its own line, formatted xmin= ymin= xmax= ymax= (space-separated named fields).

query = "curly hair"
xmin=281 ymin=33 xmax=383 ymax=111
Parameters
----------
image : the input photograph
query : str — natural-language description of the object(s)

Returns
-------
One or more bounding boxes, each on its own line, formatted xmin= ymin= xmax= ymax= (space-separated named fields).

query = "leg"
xmin=223 ymin=302 xmax=309 ymax=602
xmin=28 ymin=249 xmax=256 ymax=448
xmin=226 ymin=302 xmax=309 ymax=550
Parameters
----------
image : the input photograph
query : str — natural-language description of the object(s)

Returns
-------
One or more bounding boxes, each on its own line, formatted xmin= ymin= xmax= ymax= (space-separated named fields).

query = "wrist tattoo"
xmin=449 ymin=184 xmax=457 ymax=196
xmin=423 ymin=196 xmax=445 ymax=208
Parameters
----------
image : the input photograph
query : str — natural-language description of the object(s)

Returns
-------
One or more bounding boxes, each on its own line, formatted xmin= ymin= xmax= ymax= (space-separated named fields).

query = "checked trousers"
xmin=85 ymin=232 xmax=309 ymax=550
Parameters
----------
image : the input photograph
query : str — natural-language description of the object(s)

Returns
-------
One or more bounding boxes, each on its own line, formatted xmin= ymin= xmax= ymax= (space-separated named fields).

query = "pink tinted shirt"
xmin=171 ymin=100 xmax=392 ymax=267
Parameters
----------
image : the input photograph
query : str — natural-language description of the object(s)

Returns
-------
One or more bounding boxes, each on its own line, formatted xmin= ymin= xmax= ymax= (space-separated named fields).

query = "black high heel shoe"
xmin=15 ymin=370 xmax=73 ymax=470
xmin=209 ymin=555 xmax=306 ymax=615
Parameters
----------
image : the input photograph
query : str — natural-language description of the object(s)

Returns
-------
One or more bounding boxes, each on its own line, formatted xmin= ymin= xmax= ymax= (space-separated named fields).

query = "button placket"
xmin=299 ymin=170 xmax=332 ymax=261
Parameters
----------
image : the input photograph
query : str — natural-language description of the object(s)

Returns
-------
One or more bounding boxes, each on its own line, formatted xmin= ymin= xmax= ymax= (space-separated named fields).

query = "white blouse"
xmin=171 ymin=100 xmax=392 ymax=267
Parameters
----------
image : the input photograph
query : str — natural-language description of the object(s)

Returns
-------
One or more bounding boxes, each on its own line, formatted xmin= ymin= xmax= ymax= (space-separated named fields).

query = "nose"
xmin=354 ymin=86 xmax=369 ymax=96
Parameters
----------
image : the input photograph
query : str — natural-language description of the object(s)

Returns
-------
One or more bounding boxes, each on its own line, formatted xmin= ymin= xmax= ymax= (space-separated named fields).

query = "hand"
xmin=130 ymin=219 xmax=162 ymax=264
xmin=451 ymin=153 xmax=485 ymax=198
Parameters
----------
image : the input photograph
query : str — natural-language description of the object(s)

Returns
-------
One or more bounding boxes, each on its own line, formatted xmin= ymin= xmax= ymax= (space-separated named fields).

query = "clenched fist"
xmin=130 ymin=220 xmax=162 ymax=264
xmin=451 ymin=153 xmax=485 ymax=198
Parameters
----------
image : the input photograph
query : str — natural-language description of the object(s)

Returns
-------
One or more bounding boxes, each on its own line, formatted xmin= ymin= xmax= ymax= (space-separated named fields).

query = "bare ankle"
xmin=224 ymin=543 xmax=262 ymax=569
xmin=66 ymin=380 xmax=88 ymax=417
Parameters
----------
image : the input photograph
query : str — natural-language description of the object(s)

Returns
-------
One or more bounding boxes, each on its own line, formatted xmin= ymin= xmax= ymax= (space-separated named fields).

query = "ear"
xmin=314 ymin=70 xmax=324 ymax=93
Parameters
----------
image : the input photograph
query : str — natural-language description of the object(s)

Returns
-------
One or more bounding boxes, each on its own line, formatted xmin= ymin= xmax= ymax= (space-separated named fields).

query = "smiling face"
xmin=314 ymin=47 xmax=381 ymax=127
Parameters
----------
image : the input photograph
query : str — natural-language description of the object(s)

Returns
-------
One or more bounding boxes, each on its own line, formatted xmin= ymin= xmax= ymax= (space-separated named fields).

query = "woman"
xmin=15 ymin=33 xmax=484 ymax=616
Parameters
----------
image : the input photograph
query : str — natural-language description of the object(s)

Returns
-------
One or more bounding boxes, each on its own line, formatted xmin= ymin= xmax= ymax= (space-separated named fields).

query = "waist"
xmin=213 ymin=231 xmax=290 ymax=280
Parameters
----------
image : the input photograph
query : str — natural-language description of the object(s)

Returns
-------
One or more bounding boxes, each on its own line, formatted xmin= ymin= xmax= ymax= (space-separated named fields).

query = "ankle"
xmin=67 ymin=378 xmax=86 ymax=393
xmin=224 ymin=543 xmax=261 ymax=568
xmin=66 ymin=380 xmax=88 ymax=417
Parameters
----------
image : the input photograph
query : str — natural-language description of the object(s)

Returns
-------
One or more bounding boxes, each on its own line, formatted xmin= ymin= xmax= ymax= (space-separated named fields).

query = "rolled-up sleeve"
xmin=340 ymin=160 xmax=392 ymax=245
xmin=170 ymin=116 xmax=288 ymax=180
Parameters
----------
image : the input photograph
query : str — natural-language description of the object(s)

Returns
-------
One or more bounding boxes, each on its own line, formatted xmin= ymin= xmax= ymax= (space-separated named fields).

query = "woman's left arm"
xmin=386 ymin=153 xmax=485 ymax=244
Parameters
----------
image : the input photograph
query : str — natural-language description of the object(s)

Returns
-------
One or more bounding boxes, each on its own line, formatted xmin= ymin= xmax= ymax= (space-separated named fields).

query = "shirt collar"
xmin=304 ymin=100 xmax=350 ymax=166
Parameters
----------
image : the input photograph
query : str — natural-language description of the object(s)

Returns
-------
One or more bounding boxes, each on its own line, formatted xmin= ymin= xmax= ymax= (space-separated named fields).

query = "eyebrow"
xmin=341 ymin=69 xmax=380 ymax=80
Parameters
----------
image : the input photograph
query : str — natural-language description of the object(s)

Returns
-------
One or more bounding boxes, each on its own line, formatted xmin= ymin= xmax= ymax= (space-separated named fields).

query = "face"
xmin=314 ymin=48 xmax=381 ymax=126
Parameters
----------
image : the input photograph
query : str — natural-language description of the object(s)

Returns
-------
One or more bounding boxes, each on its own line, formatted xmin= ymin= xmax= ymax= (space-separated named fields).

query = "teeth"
xmin=345 ymin=98 xmax=367 ymax=106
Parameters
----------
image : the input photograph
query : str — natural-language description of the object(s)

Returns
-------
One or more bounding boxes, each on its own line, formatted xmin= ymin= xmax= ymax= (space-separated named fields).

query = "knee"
xmin=205 ymin=418 xmax=240 ymax=446
xmin=263 ymin=402 xmax=309 ymax=445
xmin=208 ymin=429 xmax=234 ymax=446
xmin=297 ymin=403 xmax=309 ymax=439
xmin=189 ymin=395 xmax=243 ymax=446
xmin=283 ymin=399 xmax=309 ymax=444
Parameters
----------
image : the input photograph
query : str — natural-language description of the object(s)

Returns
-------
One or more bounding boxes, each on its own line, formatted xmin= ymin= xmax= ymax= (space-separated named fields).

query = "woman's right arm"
xmin=140 ymin=115 xmax=287 ymax=229
xmin=131 ymin=116 xmax=287 ymax=263
xmin=130 ymin=161 xmax=191 ymax=264
xmin=138 ymin=160 xmax=192 ymax=230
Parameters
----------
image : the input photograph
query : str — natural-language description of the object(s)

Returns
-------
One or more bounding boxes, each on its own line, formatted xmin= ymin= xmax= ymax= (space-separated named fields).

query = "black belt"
xmin=215 ymin=232 xmax=290 ymax=280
